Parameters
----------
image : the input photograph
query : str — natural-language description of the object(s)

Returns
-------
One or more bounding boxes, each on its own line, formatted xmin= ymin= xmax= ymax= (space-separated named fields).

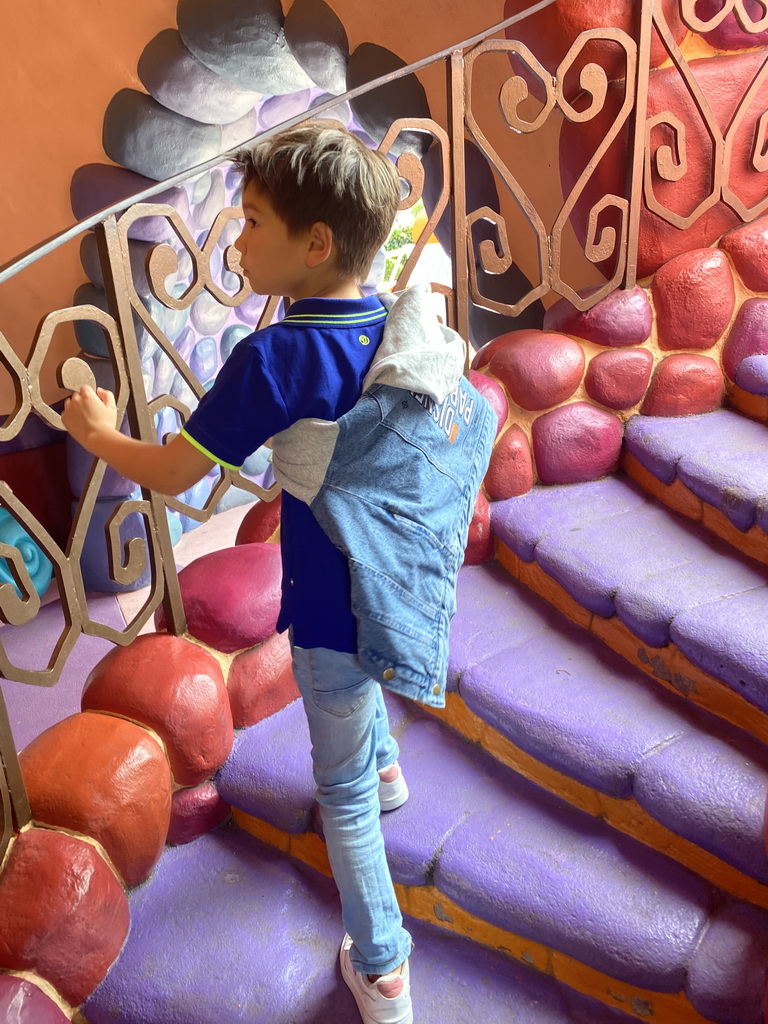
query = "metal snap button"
xmin=382 ymin=667 xmax=395 ymax=681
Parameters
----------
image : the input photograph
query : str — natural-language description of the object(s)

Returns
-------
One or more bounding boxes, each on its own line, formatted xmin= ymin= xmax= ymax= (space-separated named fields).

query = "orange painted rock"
xmin=236 ymin=492 xmax=282 ymax=544
xmin=723 ymin=299 xmax=768 ymax=381
xmin=469 ymin=369 xmax=508 ymax=435
xmin=489 ymin=331 xmax=585 ymax=410
xmin=155 ymin=542 xmax=282 ymax=653
xmin=652 ymin=249 xmax=735 ymax=351
xmin=720 ymin=216 xmax=768 ymax=292
xmin=0 ymin=827 xmax=129 ymax=1005
xmin=228 ymin=630 xmax=299 ymax=728
xmin=532 ymin=402 xmax=623 ymax=483
xmin=82 ymin=632 xmax=233 ymax=787
xmin=486 ymin=424 xmax=534 ymax=499
xmin=585 ymin=348 xmax=654 ymax=409
xmin=20 ymin=712 xmax=172 ymax=887
xmin=642 ymin=354 xmax=724 ymax=416
xmin=543 ymin=286 xmax=652 ymax=347
xmin=464 ymin=490 xmax=493 ymax=564
xmin=167 ymin=782 xmax=231 ymax=845
xmin=561 ymin=50 xmax=768 ymax=277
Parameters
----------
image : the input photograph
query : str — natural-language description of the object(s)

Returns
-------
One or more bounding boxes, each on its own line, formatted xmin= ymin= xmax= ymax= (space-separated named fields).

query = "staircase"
xmin=83 ymin=406 xmax=768 ymax=1024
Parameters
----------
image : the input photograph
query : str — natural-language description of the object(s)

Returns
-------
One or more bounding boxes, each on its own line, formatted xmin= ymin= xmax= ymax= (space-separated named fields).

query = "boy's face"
xmin=234 ymin=181 xmax=313 ymax=300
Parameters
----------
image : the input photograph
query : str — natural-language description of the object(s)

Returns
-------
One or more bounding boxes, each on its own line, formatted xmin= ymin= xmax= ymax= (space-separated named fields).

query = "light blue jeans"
xmin=291 ymin=642 xmax=412 ymax=976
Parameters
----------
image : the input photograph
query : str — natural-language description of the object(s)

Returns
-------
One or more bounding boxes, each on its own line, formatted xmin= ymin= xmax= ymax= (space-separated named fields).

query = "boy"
xmin=62 ymin=121 xmax=494 ymax=1024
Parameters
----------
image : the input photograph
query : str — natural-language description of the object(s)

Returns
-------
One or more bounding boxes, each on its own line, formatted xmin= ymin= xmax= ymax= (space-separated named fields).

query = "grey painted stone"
xmin=736 ymin=353 xmax=768 ymax=395
xmin=347 ymin=43 xmax=431 ymax=158
xmin=221 ymin=108 xmax=260 ymax=152
xmin=193 ymin=168 xmax=226 ymax=232
xmin=177 ymin=0 xmax=313 ymax=95
xmin=103 ymin=89 xmax=224 ymax=182
xmin=72 ymin=283 xmax=114 ymax=358
xmin=284 ymin=0 xmax=349 ymax=94
xmin=71 ymin=163 xmax=189 ymax=242
xmin=190 ymin=289 xmax=231 ymax=335
xmin=310 ymin=92 xmax=352 ymax=127
xmin=138 ymin=29 xmax=261 ymax=125
xmin=80 ymin=235 xmax=163 ymax=297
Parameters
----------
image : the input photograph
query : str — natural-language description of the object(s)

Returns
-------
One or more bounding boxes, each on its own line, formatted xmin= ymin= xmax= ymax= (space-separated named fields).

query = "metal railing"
xmin=0 ymin=0 xmax=766 ymax=856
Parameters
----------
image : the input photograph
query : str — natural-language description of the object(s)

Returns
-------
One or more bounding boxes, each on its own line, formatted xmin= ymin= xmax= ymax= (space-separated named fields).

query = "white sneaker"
xmin=340 ymin=934 xmax=413 ymax=1024
xmin=378 ymin=762 xmax=409 ymax=812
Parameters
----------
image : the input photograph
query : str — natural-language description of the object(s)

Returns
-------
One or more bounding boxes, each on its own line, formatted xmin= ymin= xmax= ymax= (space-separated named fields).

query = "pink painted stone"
xmin=532 ymin=402 xmax=623 ymax=484
xmin=720 ymin=216 xmax=768 ymax=292
xmin=464 ymin=490 xmax=493 ymax=565
xmin=167 ymin=782 xmax=231 ymax=846
xmin=228 ymin=630 xmax=299 ymax=728
xmin=485 ymin=425 xmax=534 ymax=500
xmin=82 ymin=632 xmax=233 ymax=787
xmin=585 ymin=348 xmax=654 ymax=409
xmin=471 ymin=329 xmax=528 ymax=371
xmin=20 ymin=713 xmax=172 ymax=888
xmin=0 ymin=976 xmax=69 ymax=1023
xmin=0 ymin=828 xmax=129 ymax=1005
xmin=699 ymin=0 xmax=768 ymax=49
xmin=722 ymin=298 xmax=768 ymax=380
xmin=652 ymin=249 xmax=735 ymax=351
xmin=488 ymin=331 xmax=585 ymax=411
xmin=236 ymin=493 xmax=282 ymax=545
xmin=543 ymin=286 xmax=652 ymax=347
xmin=641 ymin=355 xmax=724 ymax=416
xmin=469 ymin=369 xmax=508 ymax=436
xmin=155 ymin=542 xmax=282 ymax=653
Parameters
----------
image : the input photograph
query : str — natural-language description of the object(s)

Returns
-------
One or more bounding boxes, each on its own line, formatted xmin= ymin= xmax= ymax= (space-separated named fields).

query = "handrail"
xmin=0 ymin=0 xmax=557 ymax=287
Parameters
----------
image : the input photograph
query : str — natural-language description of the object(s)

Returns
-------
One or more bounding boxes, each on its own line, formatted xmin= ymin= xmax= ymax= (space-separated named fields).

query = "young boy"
xmin=62 ymin=121 xmax=494 ymax=1024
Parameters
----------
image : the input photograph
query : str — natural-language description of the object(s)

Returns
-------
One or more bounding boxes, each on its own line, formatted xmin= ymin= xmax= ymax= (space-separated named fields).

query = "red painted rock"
xmin=543 ymin=286 xmax=652 ymax=347
xmin=167 ymin=782 xmax=231 ymax=846
xmin=652 ymin=248 xmax=735 ymax=351
xmin=532 ymin=402 xmax=623 ymax=484
xmin=471 ymin=329 xmax=529 ymax=371
xmin=469 ymin=369 xmax=508 ymax=435
xmin=82 ymin=632 xmax=233 ymax=787
xmin=641 ymin=354 xmax=724 ymax=416
xmin=20 ymin=712 xmax=172 ymax=887
xmin=561 ymin=51 xmax=768 ymax=278
xmin=464 ymin=490 xmax=493 ymax=564
xmin=720 ymin=216 xmax=768 ymax=292
xmin=0 ymin=976 xmax=70 ymax=1023
xmin=0 ymin=828 xmax=129 ymax=1005
xmin=228 ymin=630 xmax=299 ymax=728
xmin=585 ymin=348 xmax=654 ymax=409
xmin=485 ymin=424 xmax=534 ymax=499
xmin=155 ymin=542 xmax=282 ymax=653
xmin=698 ymin=0 xmax=768 ymax=49
xmin=236 ymin=492 xmax=282 ymax=544
xmin=722 ymin=298 xmax=768 ymax=380
xmin=488 ymin=331 xmax=585 ymax=410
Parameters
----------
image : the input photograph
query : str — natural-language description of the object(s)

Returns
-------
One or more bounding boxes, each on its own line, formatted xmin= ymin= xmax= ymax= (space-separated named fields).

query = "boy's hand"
xmin=61 ymin=386 xmax=118 ymax=452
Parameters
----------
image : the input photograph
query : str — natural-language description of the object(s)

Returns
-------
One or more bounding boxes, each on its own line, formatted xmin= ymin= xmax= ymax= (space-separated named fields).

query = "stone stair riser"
xmin=232 ymin=810 xmax=716 ymax=1024
xmin=729 ymin=385 xmax=768 ymax=425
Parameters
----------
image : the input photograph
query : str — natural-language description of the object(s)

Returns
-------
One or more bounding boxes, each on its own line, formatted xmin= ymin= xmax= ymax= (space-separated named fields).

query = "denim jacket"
xmin=271 ymin=285 xmax=495 ymax=707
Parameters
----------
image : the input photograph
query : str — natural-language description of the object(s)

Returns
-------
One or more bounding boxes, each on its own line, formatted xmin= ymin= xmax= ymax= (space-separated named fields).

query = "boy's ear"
xmin=305 ymin=221 xmax=334 ymax=267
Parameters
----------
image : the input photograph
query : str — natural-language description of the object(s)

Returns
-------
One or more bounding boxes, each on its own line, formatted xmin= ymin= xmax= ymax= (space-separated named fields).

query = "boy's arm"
xmin=61 ymin=385 xmax=215 ymax=495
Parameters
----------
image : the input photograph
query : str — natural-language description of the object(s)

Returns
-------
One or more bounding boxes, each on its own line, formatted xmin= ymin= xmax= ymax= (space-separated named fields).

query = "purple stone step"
xmin=625 ymin=411 xmax=768 ymax=532
xmin=490 ymin=477 xmax=768 ymax=709
xmin=216 ymin=697 xmax=768 ymax=1017
xmin=83 ymin=825 xmax=641 ymax=1024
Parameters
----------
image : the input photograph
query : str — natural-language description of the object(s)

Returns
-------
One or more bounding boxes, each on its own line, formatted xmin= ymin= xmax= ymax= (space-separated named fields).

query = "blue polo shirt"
xmin=181 ymin=293 xmax=388 ymax=652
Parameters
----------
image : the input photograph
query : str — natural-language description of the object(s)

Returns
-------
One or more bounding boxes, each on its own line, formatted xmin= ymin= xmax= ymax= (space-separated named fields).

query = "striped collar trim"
xmin=281 ymin=296 xmax=387 ymax=327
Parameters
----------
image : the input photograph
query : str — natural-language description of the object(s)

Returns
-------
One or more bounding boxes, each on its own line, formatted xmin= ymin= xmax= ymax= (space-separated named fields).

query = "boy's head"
xmin=234 ymin=121 xmax=401 ymax=284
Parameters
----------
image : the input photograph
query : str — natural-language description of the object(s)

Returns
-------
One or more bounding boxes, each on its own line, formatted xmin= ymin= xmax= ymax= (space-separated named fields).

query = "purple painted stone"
xmin=0 ymin=976 xmax=69 ymax=1023
xmin=685 ymin=903 xmax=768 ymax=1022
xmin=671 ymin=590 xmax=768 ymax=711
xmin=75 ymin=495 xmax=153 ymax=594
xmin=624 ymin=410 xmax=747 ymax=484
xmin=216 ymin=698 xmax=316 ymax=833
xmin=490 ymin=476 xmax=648 ymax=562
xmin=543 ymin=286 xmax=652 ymax=347
xmin=721 ymin=215 xmax=768 ymax=291
xmin=284 ymin=0 xmax=349 ymax=95
xmin=678 ymin=447 xmax=768 ymax=531
xmin=723 ymin=298 xmax=768 ymax=382
xmin=584 ymin=348 xmax=654 ymax=410
xmin=633 ymin=734 xmax=768 ymax=882
xmin=735 ymin=353 xmax=768 ymax=395
xmin=70 ymin=164 xmax=190 ymax=242
xmin=168 ymin=782 xmax=231 ymax=845
xmin=699 ymin=0 xmax=768 ymax=49
xmin=434 ymin=795 xmax=710 ymax=990
xmin=532 ymin=402 xmax=623 ymax=484
xmin=652 ymin=248 xmax=735 ymax=351
xmin=258 ymin=90 xmax=313 ymax=131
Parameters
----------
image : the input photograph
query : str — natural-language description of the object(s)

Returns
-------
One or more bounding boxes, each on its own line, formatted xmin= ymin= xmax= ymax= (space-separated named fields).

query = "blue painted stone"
xmin=633 ymin=733 xmax=768 ymax=882
xmin=74 ymin=495 xmax=153 ymax=593
xmin=169 ymin=372 xmax=199 ymax=412
xmin=347 ymin=43 xmax=431 ymax=158
xmin=235 ymin=290 xmax=269 ymax=325
xmin=138 ymin=29 xmax=261 ymax=125
xmin=258 ymin=90 xmax=313 ymax=130
xmin=167 ymin=510 xmax=183 ymax=547
xmin=490 ymin=477 xmax=648 ymax=562
xmin=72 ymin=283 xmax=114 ymax=358
xmin=152 ymin=352 xmax=177 ymax=399
xmin=177 ymin=0 xmax=313 ymax=95
xmin=736 ymin=353 xmax=768 ymax=394
xmin=190 ymin=289 xmax=231 ymax=335
xmin=222 ymin=323 xmax=253 ymax=361
xmin=214 ymin=488 xmax=258 ymax=514
xmin=191 ymin=171 xmax=213 ymax=204
xmin=0 ymin=509 xmax=53 ymax=599
xmin=671 ymin=590 xmax=768 ymax=711
xmin=190 ymin=336 xmax=219 ymax=383
xmin=80 ymin=235 xmax=159 ymax=298
xmin=284 ymin=0 xmax=349 ymax=94
xmin=178 ymin=477 xmax=213 ymax=532
xmin=145 ymin=289 xmax=189 ymax=343
xmin=70 ymin=164 xmax=189 ymax=242
xmin=219 ymin=216 xmax=242 ymax=250
xmin=193 ymin=168 xmax=226 ymax=232
xmin=68 ymin=409 xmax=138 ymax=502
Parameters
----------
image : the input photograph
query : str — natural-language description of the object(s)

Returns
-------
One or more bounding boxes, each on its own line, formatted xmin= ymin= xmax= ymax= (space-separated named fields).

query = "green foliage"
xmin=385 ymin=225 xmax=413 ymax=251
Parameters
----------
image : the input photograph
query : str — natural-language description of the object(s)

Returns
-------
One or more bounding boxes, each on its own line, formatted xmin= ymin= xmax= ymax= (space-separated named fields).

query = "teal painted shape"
xmin=0 ymin=509 xmax=53 ymax=598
